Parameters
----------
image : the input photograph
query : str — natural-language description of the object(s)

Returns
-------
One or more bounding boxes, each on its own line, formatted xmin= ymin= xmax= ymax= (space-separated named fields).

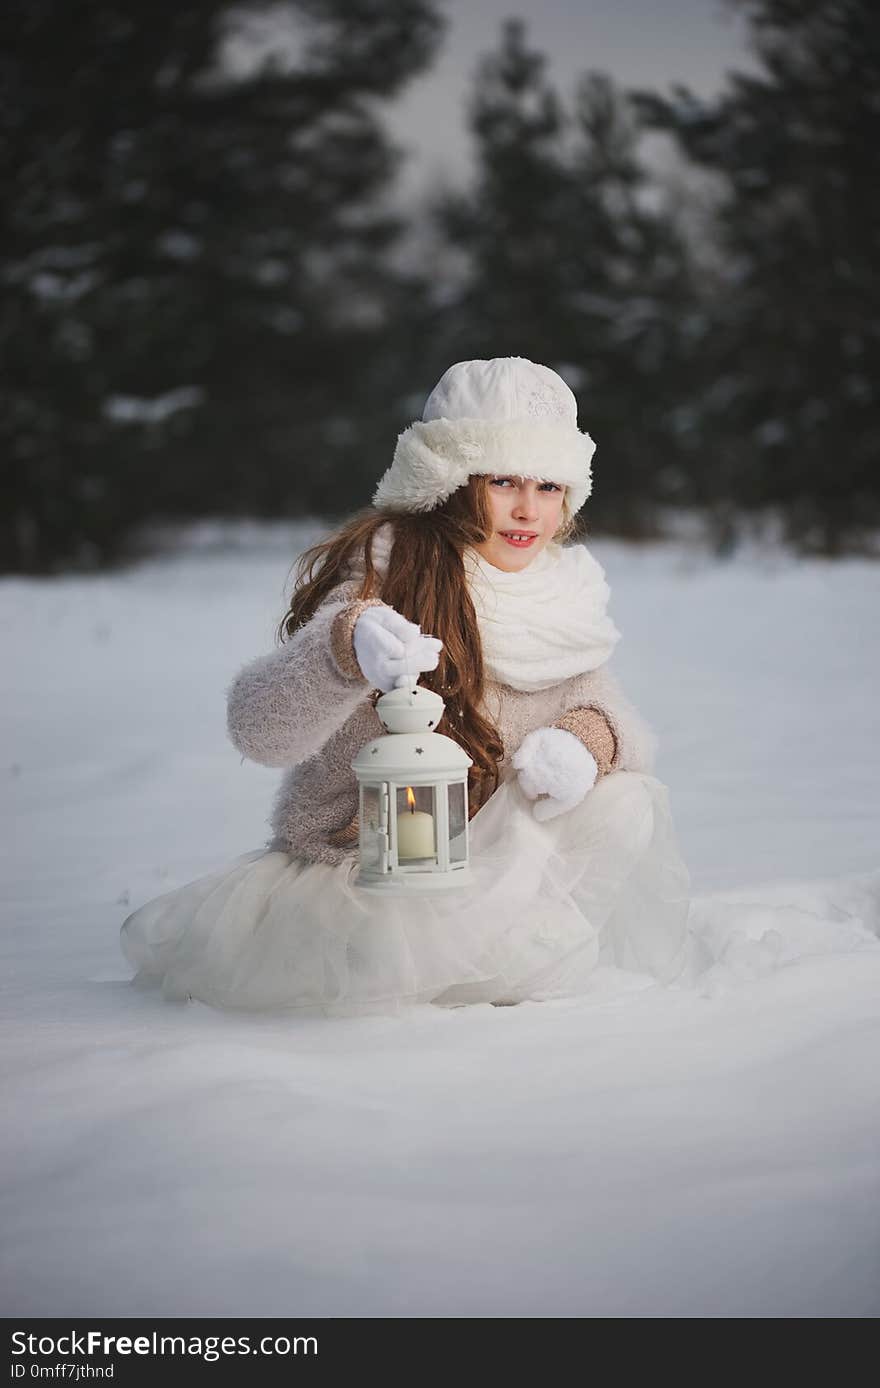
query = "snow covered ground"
xmin=2 ymin=523 xmax=878 ymax=1317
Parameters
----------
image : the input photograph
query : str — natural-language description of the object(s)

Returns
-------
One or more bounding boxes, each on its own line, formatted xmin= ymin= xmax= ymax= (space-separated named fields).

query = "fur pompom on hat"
xmin=372 ymin=357 xmax=596 ymax=516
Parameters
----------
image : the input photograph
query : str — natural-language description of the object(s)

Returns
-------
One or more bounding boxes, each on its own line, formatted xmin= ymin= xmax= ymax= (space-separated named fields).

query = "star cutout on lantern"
xmin=370 ymin=746 xmax=378 ymax=755
xmin=414 ymin=747 xmax=424 ymax=754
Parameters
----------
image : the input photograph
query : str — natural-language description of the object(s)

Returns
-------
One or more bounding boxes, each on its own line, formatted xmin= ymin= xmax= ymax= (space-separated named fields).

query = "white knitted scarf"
xmin=352 ymin=521 xmax=620 ymax=692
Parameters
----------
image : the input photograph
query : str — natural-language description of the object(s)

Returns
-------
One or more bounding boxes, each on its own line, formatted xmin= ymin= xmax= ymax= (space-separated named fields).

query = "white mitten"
xmin=511 ymin=726 xmax=598 ymax=822
xmin=353 ymin=606 xmax=443 ymax=693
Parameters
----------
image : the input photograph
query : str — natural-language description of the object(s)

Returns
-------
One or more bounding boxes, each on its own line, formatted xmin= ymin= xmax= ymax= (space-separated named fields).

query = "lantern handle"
xmin=392 ymin=674 xmax=421 ymax=693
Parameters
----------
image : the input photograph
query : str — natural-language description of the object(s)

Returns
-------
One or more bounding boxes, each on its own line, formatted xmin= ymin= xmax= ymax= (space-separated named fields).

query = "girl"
xmin=121 ymin=357 xmax=690 ymax=1014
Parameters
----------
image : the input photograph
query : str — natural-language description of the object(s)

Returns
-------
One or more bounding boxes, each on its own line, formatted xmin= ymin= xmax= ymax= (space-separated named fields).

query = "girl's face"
xmin=472 ymin=475 xmax=567 ymax=572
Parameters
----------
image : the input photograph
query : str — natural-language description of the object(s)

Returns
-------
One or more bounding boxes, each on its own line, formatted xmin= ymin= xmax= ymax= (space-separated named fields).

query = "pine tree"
xmin=429 ymin=18 xmax=573 ymax=360
xmin=564 ymin=71 xmax=697 ymax=533
xmin=632 ymin=0 xmax=880 ymax=553
xmin=427 ymin=20 xmax=696 ymax=536
xmin=1 ymin=0 xmax=445 ymax=571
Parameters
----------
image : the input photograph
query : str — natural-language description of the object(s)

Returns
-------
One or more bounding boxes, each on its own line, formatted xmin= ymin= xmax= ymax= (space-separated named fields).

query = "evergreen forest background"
xmin=3 ymin=0 xmax=877 ymax=572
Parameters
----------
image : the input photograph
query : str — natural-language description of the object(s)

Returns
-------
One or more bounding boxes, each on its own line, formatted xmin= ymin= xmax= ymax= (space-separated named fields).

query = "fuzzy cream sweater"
xmin=226 ymin=577 xmax=658 ymax=864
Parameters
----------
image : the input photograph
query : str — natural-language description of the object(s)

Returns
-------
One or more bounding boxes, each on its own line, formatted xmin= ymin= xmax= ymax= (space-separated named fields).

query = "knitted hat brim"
xmin=372 ymin=417 xmax=595 ymax=516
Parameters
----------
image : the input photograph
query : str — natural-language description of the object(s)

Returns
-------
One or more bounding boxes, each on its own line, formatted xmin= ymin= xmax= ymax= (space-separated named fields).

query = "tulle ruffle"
xmin=121 ymin=770 xmax=690 ymax=1016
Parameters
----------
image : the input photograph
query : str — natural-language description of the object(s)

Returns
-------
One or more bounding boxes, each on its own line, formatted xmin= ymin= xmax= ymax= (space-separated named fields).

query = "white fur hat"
xmin=372 ymin=357 xmax=596 ymax=516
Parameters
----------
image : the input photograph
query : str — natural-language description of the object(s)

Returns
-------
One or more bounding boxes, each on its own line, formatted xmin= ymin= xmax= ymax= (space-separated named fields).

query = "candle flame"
xmin=406 ymin=786 xmax=416 ymax=812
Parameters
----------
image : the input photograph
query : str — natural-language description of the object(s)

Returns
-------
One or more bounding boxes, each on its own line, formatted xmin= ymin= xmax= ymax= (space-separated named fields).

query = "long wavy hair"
xmin=277 ymin=475 xmax=582 ymax=817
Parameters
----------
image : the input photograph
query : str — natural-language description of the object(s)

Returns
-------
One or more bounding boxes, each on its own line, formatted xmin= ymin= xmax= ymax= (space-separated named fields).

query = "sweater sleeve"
xmin=552 ymin=664 xmax=658 ymax=775
xmin=552 ymin=706 xmax=619 ymax=778
xmin=226 ymin=587 xmax=388 ymax=769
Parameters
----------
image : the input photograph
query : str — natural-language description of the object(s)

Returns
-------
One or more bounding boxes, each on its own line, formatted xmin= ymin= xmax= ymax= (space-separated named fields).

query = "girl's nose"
xmin=513 ymin=485 xmax=540 ymax=519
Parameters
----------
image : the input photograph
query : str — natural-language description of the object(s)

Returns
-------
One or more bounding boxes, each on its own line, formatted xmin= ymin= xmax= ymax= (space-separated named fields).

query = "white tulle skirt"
xmin=120 ymin=771 xmax=691 ymax=1016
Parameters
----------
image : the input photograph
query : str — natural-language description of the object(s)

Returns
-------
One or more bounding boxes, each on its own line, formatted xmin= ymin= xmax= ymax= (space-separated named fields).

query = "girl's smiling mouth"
xmin=499 ymin=532 xmax=538 ymax=548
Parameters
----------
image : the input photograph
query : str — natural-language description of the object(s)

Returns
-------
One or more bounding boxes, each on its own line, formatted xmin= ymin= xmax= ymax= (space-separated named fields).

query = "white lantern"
xmin=351 ymin=675 xmax=473 ymax=892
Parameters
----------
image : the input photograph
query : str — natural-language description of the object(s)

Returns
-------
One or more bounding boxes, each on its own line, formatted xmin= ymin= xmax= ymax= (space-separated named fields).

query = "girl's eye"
xmin=490 ymin=478 xmax=561 ymax=491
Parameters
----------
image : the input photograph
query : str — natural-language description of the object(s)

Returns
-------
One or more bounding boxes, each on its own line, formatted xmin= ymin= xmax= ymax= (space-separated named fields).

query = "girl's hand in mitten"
xmin=353 ymin=606 xmax=443 ymax=693
xmin=511 ymin=726 xmax=598 ymax=822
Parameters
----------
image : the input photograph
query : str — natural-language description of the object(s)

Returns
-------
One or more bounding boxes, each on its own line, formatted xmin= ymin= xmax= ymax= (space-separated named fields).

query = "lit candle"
xmin=396 ymin=786 xmax=435 ymax=861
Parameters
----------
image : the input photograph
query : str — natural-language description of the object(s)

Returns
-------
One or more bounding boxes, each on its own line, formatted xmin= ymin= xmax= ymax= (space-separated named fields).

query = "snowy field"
xmin=2 ymin=522 xmax=879 ymax=1318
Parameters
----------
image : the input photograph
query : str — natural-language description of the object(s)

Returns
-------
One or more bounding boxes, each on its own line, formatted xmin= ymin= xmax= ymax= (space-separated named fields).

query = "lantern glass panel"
xmin=359 ymin=784 xmax=384 ymax=872
xmin=448 ymin=781 xmax=467 ymax=865
xmin=394 ymin=784 xmax=437 ymax=866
